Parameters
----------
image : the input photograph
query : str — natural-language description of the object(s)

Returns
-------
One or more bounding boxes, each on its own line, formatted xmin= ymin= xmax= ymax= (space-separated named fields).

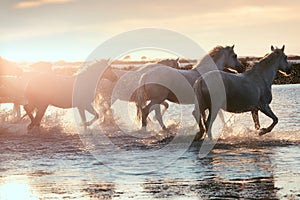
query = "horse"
xmin=95 ymin=58 xmax=180 ymax=125
xmin=0 ymin=59 xmax=24 ymax=118
xmin=136 ymin=45 xmax=244 ymax=130
xmin=156 ymin=58 xmax=180 ymax=69
xmin=0 ymin=57 xmax=23 ymax=76
xmin=24 ymin=59 xmax=118 ymax=130
xmin=193 ymin=45 xmax=292 ymax=139
xmin=0 ymin=76 xmax=28 ymax=120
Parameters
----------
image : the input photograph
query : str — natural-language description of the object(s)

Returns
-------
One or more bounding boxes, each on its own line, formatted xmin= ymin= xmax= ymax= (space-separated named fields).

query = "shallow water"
xmin=0 ymin=84 xmax=299 ymax=199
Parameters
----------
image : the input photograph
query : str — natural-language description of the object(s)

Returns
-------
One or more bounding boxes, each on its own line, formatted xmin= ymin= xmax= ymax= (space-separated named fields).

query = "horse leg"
xmin=161 ymin=101 xmax=169 ymax=116
xmin=141 ymin=101 xmax=156 ymax=128
xmin=24 ymin=104 xmax=34 ymax=124
xmin=204 ymin=107 xmax=219 ymax=140
xmin=77 ymin=108 xmax=87 ymax=130
xmin=192 ymin=106 xmax=206 ymax=139
xmin=26 ymin=105 xmax=47 ymax=130
xmin=13 ymin=103 xmax=21 ymax=119
xmin=251 ymin=109 xmax=260 ymax=130
xmin=32 ymin=105 xmax=48 ymax=128
xmin=96 ymin=96 xmax=108 ymax=124
xmin=153 ymin=102 xmax=168 ymax=120
xmin=84 ymin=104 xmax=99 ymax=126
xmin=154 ymin=104 xmax=167 ymax=130
xmin=204 ymin=107 xmax=211 ymax=134
xmin=258 ymin=105 xmax=278 ymax=136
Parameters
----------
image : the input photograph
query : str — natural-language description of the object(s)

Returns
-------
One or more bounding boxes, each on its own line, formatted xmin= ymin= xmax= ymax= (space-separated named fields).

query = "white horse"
xmin=193 ymin=45 xmax=292 ymax=139
xmin=24 ymin=60 xmax=118 ymax=130
xmin=136 ymin=45 xmax=244 ymax=129
xmin=96 ymin=58 xmax=180 ymax=125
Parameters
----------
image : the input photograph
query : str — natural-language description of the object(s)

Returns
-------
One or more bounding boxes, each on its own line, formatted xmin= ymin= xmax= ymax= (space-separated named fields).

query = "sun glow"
xmin=0 ymin=176 xmax=38 ymax=200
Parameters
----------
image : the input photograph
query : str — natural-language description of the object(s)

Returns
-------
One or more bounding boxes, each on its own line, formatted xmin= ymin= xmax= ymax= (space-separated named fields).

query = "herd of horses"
xmin=0 ymin=45 xmax=292 ymax=140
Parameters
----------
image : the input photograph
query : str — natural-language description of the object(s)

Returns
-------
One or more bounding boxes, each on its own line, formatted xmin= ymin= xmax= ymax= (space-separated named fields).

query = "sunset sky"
xmin=1 ymin=0 xmax=300 ymax=61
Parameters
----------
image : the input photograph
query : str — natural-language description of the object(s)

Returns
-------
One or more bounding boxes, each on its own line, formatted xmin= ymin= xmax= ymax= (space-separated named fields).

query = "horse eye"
xmin=284 ymin=55 xmax=288 ymax=60
xmin=233 ymin=54 xmax=237 ymax=58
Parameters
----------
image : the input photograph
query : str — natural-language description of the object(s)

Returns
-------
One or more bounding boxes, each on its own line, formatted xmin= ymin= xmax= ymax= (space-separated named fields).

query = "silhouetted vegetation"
xmin=241 ymin=57 xmax=300 ymax=84
xmin=273 ymin=63 xmax=300 ymax=84
xmin=1 ymin=57 xmax=299 ymax=84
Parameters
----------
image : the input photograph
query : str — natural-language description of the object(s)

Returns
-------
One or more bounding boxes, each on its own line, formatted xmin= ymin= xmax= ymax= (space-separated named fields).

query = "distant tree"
xmin=141 ymin=56 xmax=147 ymax=60
xmin=123 ymin=55 xmax=131 ymax=60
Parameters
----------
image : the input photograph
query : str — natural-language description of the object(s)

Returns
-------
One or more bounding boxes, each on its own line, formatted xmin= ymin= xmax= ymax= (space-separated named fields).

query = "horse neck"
xmin=75 ymin=66 xmax=101 ymax=89
xmin=251 ymin=55 xmax=280 ymax=86
xmin=193 ymin=53 xmax=225 ymax=74
xmin=212 ymin=54 xmax=226 ymax=70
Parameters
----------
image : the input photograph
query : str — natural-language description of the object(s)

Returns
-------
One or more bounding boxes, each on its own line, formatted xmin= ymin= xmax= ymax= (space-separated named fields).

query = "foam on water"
xmin=0 ymin=103 xmax=299 ymax=147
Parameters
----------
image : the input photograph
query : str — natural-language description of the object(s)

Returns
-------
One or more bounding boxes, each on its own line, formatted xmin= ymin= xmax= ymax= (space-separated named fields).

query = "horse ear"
xmin=231 ymin=45 xmax=235 ymax=50
xmin=281 ymin=45 xmax=285 ymax=52
xmin=271 ymin=46 xmax=275 ymax=51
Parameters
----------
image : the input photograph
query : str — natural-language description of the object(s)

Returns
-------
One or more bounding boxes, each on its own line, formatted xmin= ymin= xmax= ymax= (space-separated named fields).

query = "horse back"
xmin=0 ymin=76 xmax=27 ymax=104
xmin=25 ymin=74 xmax=74 ymax=108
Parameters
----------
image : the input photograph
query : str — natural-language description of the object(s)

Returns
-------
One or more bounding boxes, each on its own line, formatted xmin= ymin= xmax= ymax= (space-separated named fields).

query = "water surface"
xmin=0 ymin=84 xmax=299 ymax=199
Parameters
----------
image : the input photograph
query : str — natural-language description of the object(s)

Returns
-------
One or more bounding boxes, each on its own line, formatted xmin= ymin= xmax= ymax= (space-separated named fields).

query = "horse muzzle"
xmin=285 ymin=63 xmax=293 ymax=75
xmin=285 ymin=68 xmax=292 ymax=75
xmin=235 ymin=62 xmax=246 ymax=73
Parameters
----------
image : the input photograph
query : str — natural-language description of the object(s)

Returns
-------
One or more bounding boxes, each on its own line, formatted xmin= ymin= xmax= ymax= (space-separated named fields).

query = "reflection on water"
xmin=0 ymin=84 xmax=299 ymax=199
xmin=0 ymin=176 xmax=38 ymax=200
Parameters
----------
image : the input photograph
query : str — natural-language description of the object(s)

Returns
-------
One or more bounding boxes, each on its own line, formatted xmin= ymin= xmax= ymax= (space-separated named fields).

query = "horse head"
xmin=103 ymin=65 xmax=118 ymax=82
xmin=157 ymin=58 xmax=180 ymax=69
xmin=83 ymin=59 xmax=118 ymax=82
xmin=207 ymin=45 xmax=244 ymax=73
xmin=223 ymin=45 xmax=245 ymax=73
xmin=271 ymin=45 xmax=292 ymax=75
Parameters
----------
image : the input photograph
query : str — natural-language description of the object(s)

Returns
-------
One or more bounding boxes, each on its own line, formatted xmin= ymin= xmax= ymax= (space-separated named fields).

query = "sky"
xmin=1 ymin=0 xmax=300 ymax=61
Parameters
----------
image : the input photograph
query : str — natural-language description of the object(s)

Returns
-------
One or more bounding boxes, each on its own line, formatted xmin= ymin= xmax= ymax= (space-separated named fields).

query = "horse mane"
xmin=193 ymin=45 xmax=230 ymax=70
xmin=75 ymin=60 xmax=109 ymax=76
xmin=251 ymin=52 xmax=276 ymax=71
xmin=208 ymin=46 xmax=228 ymax=58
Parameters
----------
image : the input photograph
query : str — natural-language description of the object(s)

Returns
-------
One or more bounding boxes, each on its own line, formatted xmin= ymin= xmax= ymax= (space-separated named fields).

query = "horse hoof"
xmin=194 ymin=131 xmax=205 ymax=141
xmin=259 ymin=128 xmax=268 ymax=136
xmin=85 ymin=121 xmax=92 ymax=126
xmin=162 ymin=126 xmax=167 ymax=131
xmin=27 ymin=125 xmax=40 ymax=134
xmin=80 ymin=122 xmax=90 ymax=127
xmin=27 ymin=124 xmax=34 ymax=130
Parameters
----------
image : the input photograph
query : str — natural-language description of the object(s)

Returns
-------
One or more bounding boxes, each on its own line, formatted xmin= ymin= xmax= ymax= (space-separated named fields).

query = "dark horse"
xmin=193 ymin=45 xmax=292 ymax=139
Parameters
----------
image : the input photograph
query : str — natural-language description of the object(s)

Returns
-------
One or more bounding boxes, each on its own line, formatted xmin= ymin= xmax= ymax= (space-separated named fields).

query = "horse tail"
xmin=193 ymin=78 xmax=200 ymax=113
xmin=136 ymin=74 xmax=147 ymax=122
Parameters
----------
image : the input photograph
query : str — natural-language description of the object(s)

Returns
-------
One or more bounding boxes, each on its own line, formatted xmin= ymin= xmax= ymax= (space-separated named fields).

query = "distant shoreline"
xmin=1 ymin=57 xmax=300 ymax=84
